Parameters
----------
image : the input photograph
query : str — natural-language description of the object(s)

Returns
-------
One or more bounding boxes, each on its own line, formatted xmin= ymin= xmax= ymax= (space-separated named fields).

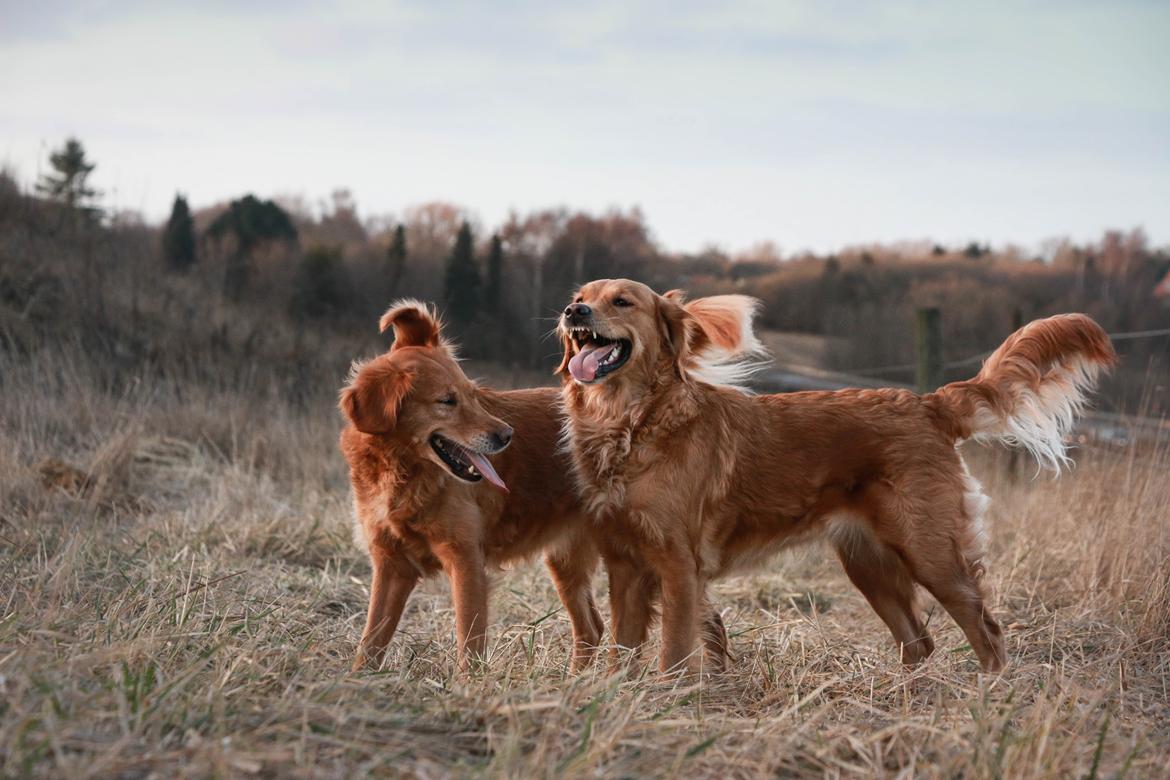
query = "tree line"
xmin=5 ymin=137 xmax=1168 ymax=412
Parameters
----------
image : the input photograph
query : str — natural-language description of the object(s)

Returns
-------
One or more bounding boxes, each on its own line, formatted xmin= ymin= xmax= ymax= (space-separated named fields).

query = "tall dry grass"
xmin=1 ymin=344 xmax=1167 ymax=778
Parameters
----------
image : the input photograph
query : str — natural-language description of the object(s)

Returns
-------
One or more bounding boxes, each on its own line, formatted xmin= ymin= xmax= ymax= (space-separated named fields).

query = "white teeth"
xmin=468 ymin=465 xmax=477 ymax=474
xmin=600 ymin=343 xmax=622 ymax=366
xmin=591 ymin=331 xmax=598 ymax=340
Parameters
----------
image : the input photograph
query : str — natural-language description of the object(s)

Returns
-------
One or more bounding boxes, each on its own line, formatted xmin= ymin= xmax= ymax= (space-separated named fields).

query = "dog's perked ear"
xmin=340 ymin=362 xmax=414 ymax=435
xmin=682 ymin=294 xmax=763 ymax=358
xmin=656 ymin=291 xmax=694 ymax=380
xmin=379 ymin=299 xmax=442 ymax=351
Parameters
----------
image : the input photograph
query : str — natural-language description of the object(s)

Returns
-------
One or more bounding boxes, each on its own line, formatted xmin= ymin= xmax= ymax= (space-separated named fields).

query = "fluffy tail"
xmin=928 ymin=313 xmax=1117 ymax=470
xmin=672 ymin=292 xmax=768 ymax=389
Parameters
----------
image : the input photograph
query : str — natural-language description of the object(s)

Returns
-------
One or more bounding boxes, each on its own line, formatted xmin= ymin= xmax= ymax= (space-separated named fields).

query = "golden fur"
xmin=340 ymin=301 xmax=604 ymax=672
xmin=557 ymin=279 xmax=1117 ymax=673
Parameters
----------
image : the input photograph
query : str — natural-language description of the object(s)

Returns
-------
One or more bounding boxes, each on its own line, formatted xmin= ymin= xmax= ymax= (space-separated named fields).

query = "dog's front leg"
xmin=437 ymin=543 xmax=489 ymax=670
xmin=606 ymin=554 xmax=657 ymax=671
xmin=655 ymin=556 xmax=701 ymax=674
xmin=353 ymin=544 xmax=419 ymax=672
xmin=545 ymin=534 xmax=604 ymax=673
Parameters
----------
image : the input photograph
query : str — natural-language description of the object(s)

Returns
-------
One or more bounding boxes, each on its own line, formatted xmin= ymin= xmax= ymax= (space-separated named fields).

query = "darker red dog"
xmin=340 ymin=301 xmax=603 ymax=672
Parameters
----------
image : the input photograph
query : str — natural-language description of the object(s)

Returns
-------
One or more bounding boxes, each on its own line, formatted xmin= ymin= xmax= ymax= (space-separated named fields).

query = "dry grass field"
xmin=1 ymin=344 xmax=1168 ymax=779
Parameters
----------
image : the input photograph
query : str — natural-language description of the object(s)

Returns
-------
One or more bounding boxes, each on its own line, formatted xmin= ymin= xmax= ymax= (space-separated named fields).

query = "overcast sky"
xmin=2 ymin=1 xmax=1167 ymax=254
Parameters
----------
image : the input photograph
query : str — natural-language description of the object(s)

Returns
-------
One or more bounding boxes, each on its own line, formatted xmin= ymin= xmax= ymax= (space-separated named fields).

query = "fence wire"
xmin=840 ymin=327 xmax=1170 ymax=378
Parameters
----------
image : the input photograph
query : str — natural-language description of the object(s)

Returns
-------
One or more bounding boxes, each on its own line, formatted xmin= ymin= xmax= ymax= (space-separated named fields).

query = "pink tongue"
xmin=568 ymin=343 xmax=616 ymax=382
xmin=466 ymin=451 xmax=508 ymax=493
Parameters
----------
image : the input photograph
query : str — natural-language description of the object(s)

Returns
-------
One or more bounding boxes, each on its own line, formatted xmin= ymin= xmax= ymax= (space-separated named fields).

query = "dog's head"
xmin=556 ymin=279 xmax=683 ymax=389
xmin=340 ymin=300 xmax=512 ymax=491
xmin=556 ymin=279 xmax=763 ymax=393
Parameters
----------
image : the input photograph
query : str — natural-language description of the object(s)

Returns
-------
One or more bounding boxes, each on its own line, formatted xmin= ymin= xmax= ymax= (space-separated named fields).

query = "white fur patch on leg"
xmin=958 ymin=457 xmax=991 ymax=577
xmin=825 ymin=511 xmax=873 ymax=563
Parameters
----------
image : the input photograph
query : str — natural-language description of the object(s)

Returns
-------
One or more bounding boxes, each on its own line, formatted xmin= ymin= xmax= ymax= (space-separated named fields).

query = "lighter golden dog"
xmin=557 ymin=279 xmax=1116 ymax=673
xmin=340 ymin=300 xmax=605 ymax=672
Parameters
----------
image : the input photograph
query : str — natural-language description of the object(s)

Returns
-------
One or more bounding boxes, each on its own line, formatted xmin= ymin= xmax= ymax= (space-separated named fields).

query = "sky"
xmin=2 ymin=0 xmax=1168 ymax=254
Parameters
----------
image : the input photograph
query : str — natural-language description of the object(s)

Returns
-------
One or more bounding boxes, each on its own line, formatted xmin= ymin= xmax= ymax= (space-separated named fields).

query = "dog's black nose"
xmin=494 ymin=426 xmax=513 ymax=449
xmin=564 ymin=303 xmax=592 ymax=319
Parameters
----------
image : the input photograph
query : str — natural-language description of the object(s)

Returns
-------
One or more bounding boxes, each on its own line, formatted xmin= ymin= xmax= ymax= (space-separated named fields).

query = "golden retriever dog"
xmin=340 ymin=300 xmax=606 ymax=672
xmin=556 ymin=279 xmax=1116 ymax=673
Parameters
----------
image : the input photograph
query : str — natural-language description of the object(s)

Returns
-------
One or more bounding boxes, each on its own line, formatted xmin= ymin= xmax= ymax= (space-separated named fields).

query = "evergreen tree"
xmin=206 ymin=195 xmax=297 ymax=300
xmin=289 ymin=246 xmax=352 ymax=320
xmin=444 ymin=221 xmax=480 ymax=323
xmin=36 ymin=137 xmax=101 ymax=217
xmin=161 ymin=194 xmax=197 ymax=271
xmin=964 ymin=242 xmax=988 ymax=259
xmin=485 ymin=233 xmax=503 ymax=314
xmin=385 ymin=224 xmax=406 ymax=297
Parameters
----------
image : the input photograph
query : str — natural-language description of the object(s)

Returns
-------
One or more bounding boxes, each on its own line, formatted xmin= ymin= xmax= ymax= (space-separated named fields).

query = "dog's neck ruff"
xmin=560 ymin=367 xmax=702 ymax=519
xmin=565 ymin=362 xmax=696 ymax=434
xmin=364 ymin=442 xmax=454 ymax=527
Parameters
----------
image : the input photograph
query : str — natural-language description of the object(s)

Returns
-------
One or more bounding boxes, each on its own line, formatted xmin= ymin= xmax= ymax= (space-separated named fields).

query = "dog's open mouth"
xmin=429 ymin=434 xmax=507 ymax=491
xmin=566 ymin=328 xmax=631 ymax=383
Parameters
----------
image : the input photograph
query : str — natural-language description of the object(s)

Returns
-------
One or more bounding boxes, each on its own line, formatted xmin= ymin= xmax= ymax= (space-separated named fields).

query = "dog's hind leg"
xmin=699 ymin=593 xmax=733 ymax=673
xmin=831 ymin=526 xmax=934 ymax=666
xmin=546 ymin=534 xmax=605 ymax=673
xmin=894 ymin=503 xmax=1006 ymax=673
xmin=353 ymin=544 xmax=419 ymax=672
xmin=905 ymin=550 xmax=1005 ymax=672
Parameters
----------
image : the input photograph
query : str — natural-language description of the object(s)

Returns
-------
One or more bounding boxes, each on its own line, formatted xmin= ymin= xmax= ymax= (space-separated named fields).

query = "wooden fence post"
xmin=915 ymin=307 xmax=942 ymax=394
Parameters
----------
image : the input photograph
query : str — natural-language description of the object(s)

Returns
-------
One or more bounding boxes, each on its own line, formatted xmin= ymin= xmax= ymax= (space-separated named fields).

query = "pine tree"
xmin=36 ymin=137 xmax=101 ymax=218
xmin=485 ymin=233 xmax=503 ymax=314
xmin=444 ymin=221 xmax=480 ymax=323
xmin=385 ymin=224 xmax=406 ymax=297
xmin=289 ymin=246 xmax=353 ymax=320
xmin=161 ymin=194 xmax=197 ymax=271
xmin=206 ymin=195 xmax=298 ymax=300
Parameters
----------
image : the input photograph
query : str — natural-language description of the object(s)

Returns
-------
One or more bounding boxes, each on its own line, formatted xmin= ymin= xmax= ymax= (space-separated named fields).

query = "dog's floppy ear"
xmin=380 ymin=299 xmax=441 ymax=351
xmin=339 ymin=360 xmax=414 ymax=435
xmin=554 ymin=331 xmax=574 ymax=377
xmin=656 ymin=291 xmax=693 ymax=380
xmin=554 ymin=288 xmax=580 ymax=377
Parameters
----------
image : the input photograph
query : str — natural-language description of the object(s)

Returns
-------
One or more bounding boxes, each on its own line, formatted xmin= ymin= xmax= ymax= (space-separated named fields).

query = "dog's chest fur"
xmin=562 ymin=383 xmax=702 ymax=520
xmin=343 ymin=431 xmax=447 ymax=544
xmin=564 ymin=412 xmax=634 ymax=518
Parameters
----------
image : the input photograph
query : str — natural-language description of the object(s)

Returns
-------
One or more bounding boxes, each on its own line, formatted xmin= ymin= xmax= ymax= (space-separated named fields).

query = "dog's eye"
xmin=436 ymin=395 xmax=457 ymax=406
xmin=613 ymin=297 xmax=632 ymax=307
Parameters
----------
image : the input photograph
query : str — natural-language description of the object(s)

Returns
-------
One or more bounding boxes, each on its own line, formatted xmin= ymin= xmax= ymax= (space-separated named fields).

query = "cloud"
xmin=1 ymin=0 xmax=1167 ymax=251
